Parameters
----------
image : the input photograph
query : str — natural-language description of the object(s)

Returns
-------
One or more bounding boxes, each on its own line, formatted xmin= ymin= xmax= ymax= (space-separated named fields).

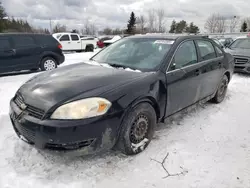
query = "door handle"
xmin=68 ymin=42 xmax=71 ymax=44
xmin=77 ymin=42 xmax=80 ymax=43
xmin=4 ymin=49 xmax=16 ymax=54
xmin=195 ymin=69 xmax=200 ymax=76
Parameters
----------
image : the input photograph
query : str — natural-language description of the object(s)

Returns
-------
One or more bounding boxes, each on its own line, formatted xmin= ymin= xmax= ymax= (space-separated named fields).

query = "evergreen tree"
xmin=241 ymin=21 xmax=247 ymax=32
xmin=175 ymin=20 xmax=187 ymax=33
xmin=126 ymin=12 xmax=136 ymax=34
xmin=169 ymin=20 xmax=176 ymax=33
xmin=0 ymin=1 xmax=7 ymax=32
xmin=187 ymin=22 xmax=200 ymax=34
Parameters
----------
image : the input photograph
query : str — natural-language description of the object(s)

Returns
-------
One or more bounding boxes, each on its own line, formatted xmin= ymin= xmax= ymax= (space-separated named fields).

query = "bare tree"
xmin=229 ymin=16 xmax=240 ymax=33
xmin=102 ymin=27 xmax=112 ymax=35
xmin=82 ymin=20 xmax=97 ymax=35
xmin=156 ymin=8 xmax=166 ymax=33
xmin=204 ymin=13 xmax=219 ymax=33
xmin=204 ymin=13 xmax=226 ymax=33
xmin=137 ymin=15 xmax=147 ymax=33
xmin=53 ymin=23 xmax=67 ymax=33
xmin=147 ymin=9 xmax=156 ymax=32
xmin=216 ymin=14 xmax=226 ymax=33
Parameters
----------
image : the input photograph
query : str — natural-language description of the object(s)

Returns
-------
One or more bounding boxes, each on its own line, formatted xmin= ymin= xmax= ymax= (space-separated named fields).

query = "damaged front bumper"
xmin=9 ymin=100 xmax=122 ymax=156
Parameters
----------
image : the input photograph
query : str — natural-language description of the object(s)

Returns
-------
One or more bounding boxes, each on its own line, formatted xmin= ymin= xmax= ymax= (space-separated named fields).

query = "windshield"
xmin=91 ymin=37 xmax=174 ymax=72
xmin=212 ymin=39 xmax=221 ymax=46
xmin=229 ymin=38 xmax=250 ymax=49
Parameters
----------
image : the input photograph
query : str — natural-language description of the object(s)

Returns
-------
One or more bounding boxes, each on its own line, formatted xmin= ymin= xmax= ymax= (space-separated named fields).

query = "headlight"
xmin=51 ymin=97 xmax=112 ymax=120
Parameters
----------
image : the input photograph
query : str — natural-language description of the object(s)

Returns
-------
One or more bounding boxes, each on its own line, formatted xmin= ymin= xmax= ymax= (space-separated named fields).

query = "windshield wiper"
xmin=107 ymin=63 xmax=136 ymax=70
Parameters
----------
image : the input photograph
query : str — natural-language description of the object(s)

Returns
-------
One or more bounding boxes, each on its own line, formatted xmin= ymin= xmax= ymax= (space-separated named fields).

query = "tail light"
xmin=97 ymin=41 xmax=104 ymax=48
xmin=58 ymin=43 xmax=62 ymax=49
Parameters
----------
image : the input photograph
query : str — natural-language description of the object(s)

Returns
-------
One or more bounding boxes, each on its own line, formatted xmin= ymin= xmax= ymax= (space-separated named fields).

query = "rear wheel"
xmin=40 ymin=57 xmax=57 ymax=71
xmin=211 ymin=75 xmax=228 ymax=103
xmin=85 ymin=45 xmax=94 ymax=52
xmin=116 ymin=103 xmax=156 ymax=155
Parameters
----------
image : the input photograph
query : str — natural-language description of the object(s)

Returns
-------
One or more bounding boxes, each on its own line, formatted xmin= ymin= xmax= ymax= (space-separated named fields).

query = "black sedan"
xmin=9 ymin=35 xmax=234 ymax=156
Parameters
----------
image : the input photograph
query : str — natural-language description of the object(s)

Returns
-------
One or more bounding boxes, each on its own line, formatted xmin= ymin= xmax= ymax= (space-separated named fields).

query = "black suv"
xmin=0 ymin=33 xmax=65 ymax=74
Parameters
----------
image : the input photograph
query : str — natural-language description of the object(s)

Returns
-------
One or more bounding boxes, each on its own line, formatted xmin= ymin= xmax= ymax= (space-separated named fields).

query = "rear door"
xmin=11 ymin=35 xmax=42 ymax=70
xmin=165 ymin=40 xmax=203 ymax=116
xmin=195 ymin=39 xmax=224 ymax=99
xmin=0 ymin=36 xmax=15 ymax=73
xmin=58 ymin=34 xmax=71 ymax=50
xmin=70 ymin=34 xmax=81 ymax=50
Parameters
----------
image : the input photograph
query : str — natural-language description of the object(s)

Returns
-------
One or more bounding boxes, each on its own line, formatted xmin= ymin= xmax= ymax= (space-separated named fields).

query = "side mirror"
xmin=170 ymin=63 xmax=176 ymax=71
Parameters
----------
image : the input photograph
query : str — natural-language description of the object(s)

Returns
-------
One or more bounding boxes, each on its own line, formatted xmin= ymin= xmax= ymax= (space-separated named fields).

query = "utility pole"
xmin=49 ymin=18 xmax=52 ymax=34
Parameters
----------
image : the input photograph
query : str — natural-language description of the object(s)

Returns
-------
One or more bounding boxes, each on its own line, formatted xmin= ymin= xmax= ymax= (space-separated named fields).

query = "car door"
xmin=70 ymin=34 xmax=81 ymax=50
xmin=59 ymin=34 xmax=71 ymax=50
xmin=0 ymin=36 xmax=15 ymax=73
xmin=11 ymin=35 xmax=42 ymax=70
xmin=165 ymin=40 xmax=203 ymax=116
xmin=195 ymin=40 xmax=224 ymax=100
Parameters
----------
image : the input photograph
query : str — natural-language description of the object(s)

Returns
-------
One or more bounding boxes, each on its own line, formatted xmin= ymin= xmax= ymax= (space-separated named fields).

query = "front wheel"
xmin=116 ymin=103 xmax=156 ymax=155
xmin=40 ymin=57 xmax=57 ymax=71
xmin=211 ymin=75 xmax=229 ymax=103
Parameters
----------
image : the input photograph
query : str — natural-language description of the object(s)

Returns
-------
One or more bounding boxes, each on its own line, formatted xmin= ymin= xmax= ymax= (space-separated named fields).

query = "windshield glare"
xmin=91 ymin=38 xmax=174 ymax=71
xmin=229 ymin=38 xmax=250 ymax=49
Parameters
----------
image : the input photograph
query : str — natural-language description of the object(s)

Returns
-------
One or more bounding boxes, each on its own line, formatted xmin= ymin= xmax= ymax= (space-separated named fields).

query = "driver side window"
xmin=169 ymin=40 xmax=197 ymax=71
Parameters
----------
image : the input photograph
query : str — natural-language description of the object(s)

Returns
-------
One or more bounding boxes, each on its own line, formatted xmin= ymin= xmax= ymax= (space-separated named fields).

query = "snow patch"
xmin=131 ymin=138 xmax=149 ymax=152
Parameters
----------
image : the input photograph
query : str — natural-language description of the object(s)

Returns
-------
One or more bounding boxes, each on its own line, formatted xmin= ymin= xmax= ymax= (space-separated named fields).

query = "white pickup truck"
xmin=52 ymin=32 xmax=97 ymax=52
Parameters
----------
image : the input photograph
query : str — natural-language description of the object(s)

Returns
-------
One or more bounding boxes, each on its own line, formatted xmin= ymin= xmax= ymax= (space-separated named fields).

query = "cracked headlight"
xmin=51 ymin=97 xmax=112 ymax=120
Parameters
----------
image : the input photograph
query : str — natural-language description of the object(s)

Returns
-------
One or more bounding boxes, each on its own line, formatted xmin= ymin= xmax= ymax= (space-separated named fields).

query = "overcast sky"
xmin=1 ymin=0 xmax=248 ymax=31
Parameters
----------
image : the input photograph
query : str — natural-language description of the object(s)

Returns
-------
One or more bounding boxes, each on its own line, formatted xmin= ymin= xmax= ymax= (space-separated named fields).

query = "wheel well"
xmin=41 ymin=55 xmax=59 ymax=65
xmin=225 ymin=71 xmax=230 ymax=81
xmin=131 ymin=97 xmax=161 ymax=122
xmin=86 ymin=44 xmax=94 ymax=48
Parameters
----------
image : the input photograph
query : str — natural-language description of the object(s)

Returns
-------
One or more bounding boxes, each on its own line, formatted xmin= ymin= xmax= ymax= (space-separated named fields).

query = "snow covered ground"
xmin=1 ymin=51 xmax=250 ymax=188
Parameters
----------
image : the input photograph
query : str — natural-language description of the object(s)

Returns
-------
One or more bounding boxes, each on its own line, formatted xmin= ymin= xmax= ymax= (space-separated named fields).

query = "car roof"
xmin=127 ymin=34 xmax=209 ymax=41
xmin=0 ymin=33 xmax=51 ymax=36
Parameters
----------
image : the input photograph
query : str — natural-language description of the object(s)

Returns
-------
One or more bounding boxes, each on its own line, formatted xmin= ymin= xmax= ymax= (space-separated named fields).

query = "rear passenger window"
xmin=35 ymin=35 xmax=58 ymax=45
xmin=197 ymin=40 xmax=216 ymax=60
xmin=12 ymin=36 xmax=35 ymax=47
xmin=215 ymin=46 xmax=224 ymax=57
xmin=60 ymin=35 xmax=70 ymax=41
xmin=71 ymin=35 xmax=79 ymax=41
xmin=170 ymin=40 xmax=197 ymax=71
xmin=0 ymin=38 xmax=11 ymax=49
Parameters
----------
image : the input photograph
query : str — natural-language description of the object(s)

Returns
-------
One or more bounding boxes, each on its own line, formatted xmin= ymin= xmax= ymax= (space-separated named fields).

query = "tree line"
xmin=204 ymin=13 xmax=250 ymax=33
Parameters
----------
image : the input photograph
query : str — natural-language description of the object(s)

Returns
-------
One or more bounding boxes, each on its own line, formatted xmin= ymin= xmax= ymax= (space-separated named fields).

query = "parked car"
xmin=217 ymin=37 xmax=234 ymax=47
xmin=52 ymin=32 xmax=95 ymax=52
xmin=211 ymin=38 xmax=225 ymax=48
xmin=225 ymin=37 xmax=250 ymax=73
xmin=96 ymin=36 xmax=113 ymax=48
xmin=0 ymin=33 xmax=65 ymax=74
xmin=9 ymin=35 xmax=234 ymax=156
xmin=96 ymin=35 xmax=122 ymax=48
xmin=102 ymin=35 xmax=122 ymax=47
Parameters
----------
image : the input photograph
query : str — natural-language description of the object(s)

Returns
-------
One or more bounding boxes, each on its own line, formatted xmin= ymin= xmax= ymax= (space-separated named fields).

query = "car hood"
xmin=18 ymin=62 xmax=147 ymax=111
xmin=224 ymin=48 xmax=250 ymax=57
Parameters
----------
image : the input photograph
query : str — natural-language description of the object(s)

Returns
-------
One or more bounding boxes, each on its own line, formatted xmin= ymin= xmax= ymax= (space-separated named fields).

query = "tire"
xmin=85 ymin=45 xmax=94 ymax=52
xmin=116 ymin=103 xmax=156 ymax=155
xmin=40 ymin=57 xmax=57 ymax=71
xmin=211 ymin=75 xmax=229 ymax=103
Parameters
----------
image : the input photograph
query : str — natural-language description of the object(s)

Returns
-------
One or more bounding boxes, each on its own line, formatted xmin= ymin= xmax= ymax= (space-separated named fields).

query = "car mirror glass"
xmin=170 ymin=63 xmax=176 ymax=71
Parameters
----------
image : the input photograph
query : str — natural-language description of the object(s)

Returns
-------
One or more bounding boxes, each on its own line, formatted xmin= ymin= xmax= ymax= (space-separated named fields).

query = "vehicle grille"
xmin=45 ymin=139 xmax=95 ymax=151
xmin=12 ymin=120 xmax=36 ymax=143
xmin=234 ymin=57 xmax=249 ymax=64
xmin=14 ymin=94 xmax=45 ymax=120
